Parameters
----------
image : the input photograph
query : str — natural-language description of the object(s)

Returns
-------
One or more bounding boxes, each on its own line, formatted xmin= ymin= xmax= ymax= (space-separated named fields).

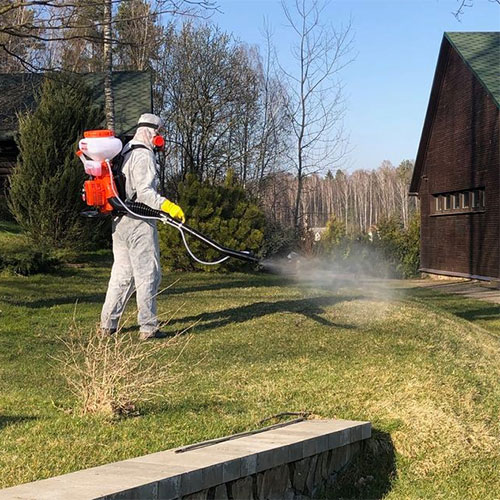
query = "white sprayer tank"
xmin=79 ymin=130 xmax=123 ymax=162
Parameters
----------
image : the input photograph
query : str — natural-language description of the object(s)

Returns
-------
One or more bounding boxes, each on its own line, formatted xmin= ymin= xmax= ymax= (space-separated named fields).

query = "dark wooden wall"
xmin=0 ymin=140 xmax=17 ymax=191
xmin=419 ymin=41 xmax=499 ymax=279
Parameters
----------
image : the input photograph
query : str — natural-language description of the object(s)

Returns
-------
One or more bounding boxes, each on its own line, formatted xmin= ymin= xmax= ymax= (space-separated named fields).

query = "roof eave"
xmin=410 ymin=35 xmax=451 ymax=194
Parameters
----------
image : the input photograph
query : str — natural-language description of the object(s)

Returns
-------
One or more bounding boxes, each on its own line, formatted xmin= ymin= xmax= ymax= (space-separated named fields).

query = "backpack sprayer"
xmin=77 ymin=130 xmax=260 ymax=267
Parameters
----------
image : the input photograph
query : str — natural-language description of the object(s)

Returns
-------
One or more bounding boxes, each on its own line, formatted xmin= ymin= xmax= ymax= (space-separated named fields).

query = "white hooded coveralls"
xmin=100 ymin=125 xmax=166 ymax=334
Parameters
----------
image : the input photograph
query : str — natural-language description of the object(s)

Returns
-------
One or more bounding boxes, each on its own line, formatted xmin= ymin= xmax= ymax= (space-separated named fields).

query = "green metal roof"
xmin=445 ymin=32 xmax=500 ymax=108
xmin=0 ymin=71 xmax=152 ymax=141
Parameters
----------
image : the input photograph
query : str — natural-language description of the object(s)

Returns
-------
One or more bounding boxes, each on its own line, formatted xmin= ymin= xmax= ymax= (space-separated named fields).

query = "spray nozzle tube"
xmin=106 ymin=197 xmax=259 ymax=266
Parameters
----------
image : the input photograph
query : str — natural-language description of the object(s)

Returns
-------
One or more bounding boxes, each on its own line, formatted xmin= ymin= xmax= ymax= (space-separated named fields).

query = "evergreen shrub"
xmin=8 ymin=75 xmax=104 ymax=250
xmin=319 ymin=215 xmax=348 ymax=259
xmin=317 ymin=213 xmax=420 ymax=278
xmin=260 ymin=219 xmax=297 ymax=258
xmin=159 ymin=172 xmax=265 ymax=271
xmin=0 ymin=248 xmax=58 ymax=276
xmin=373 ymin=213 xmax=420 ymax=278
xmin=0 ymin=222 xmax=58 ymax=275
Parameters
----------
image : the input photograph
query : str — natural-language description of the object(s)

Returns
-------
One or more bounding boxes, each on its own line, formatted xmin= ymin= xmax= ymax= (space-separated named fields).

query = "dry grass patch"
xmin=54 ymin=322 xmax=189 ymax=417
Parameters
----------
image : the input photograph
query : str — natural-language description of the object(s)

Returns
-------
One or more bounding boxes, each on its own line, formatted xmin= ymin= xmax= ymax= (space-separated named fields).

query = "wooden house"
xmin=410 ymin=32 xmax=500 ymax=280
xmin=0 ymin=71 xmax=152 ymax=191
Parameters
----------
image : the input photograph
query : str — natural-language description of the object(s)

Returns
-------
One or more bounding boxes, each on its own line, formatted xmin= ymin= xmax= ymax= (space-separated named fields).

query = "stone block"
xmin=255 ymin=445 xmax=288 ymax=473
xmin=321 ymin=451 xmax=330 ymax=480
xmin=328 ymin=445 xmax=349 ymax=474
xmin=201 ymin=462 xmax=224 ymax=490
xmin=324 ymin=431 xmax=347 ymax=449
xmin=222 ymin=457 xmax=241 ymax=483
xmin=361 ymin=422 xmax=372 ymax=440
xmin=256 ymin=465 xmax=290 ymax=500
xmin=302 ymin=437 xmax=319 ymax=458
xmin=304 ymin=454 xmax=318 ymax=496
xmin=212 ymin=483 xmax=229 ymax=500
xmin=104 ymin=482 xmax=158 ymax=500
xmin=348 ymin=425 xmax=362 ymax=443
xmin=313 ymin=451 xmax=330 ymax=485
xmin=157 ymin=474 xmax=181 ymax=500
xmin=240 ymin=453 xmax=258 ymax=476
xmin=291 ymin=457 xmax=310 ymax=493
xmin=179 ymin=468 xmax=203 ymax=497
xmin=286 ymin=441 xmax=304 ymax=463
xmin=230 ymin=476 xmax=255 ymax=500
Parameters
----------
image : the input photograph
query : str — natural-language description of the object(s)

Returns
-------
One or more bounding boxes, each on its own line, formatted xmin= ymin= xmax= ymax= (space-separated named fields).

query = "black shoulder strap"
xmin=113 ymin=144 xmax=151 ymax=205
xmin=129 ymin=144 xmax=151 ymax=153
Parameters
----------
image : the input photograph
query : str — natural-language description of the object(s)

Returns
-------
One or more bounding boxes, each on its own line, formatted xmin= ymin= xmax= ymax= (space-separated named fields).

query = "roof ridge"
xmin=444 ymin=32 xmax=500 ymax=108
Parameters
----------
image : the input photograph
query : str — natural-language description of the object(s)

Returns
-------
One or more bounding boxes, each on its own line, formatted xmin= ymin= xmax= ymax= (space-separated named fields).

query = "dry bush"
xmin=54 ymin=322 xmax=189 ymax=417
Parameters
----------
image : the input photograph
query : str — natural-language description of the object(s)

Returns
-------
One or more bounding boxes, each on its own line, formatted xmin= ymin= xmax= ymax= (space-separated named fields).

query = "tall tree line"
xmin=260 ymin=160 xmax=418 ymax=233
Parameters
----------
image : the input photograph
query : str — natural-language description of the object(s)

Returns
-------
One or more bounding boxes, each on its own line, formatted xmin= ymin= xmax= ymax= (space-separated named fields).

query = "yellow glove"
xmin=161 ymin=200 xmax=185 ymax=223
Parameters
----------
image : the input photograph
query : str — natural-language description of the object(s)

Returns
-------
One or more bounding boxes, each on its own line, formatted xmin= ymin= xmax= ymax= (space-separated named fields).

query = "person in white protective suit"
xmin=100 ymin=113 xmax=185 ymax=340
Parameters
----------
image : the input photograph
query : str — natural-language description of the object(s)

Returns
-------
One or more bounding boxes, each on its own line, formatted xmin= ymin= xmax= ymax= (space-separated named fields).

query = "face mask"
xmin=152 ymin=135 xmax=165 ymax=150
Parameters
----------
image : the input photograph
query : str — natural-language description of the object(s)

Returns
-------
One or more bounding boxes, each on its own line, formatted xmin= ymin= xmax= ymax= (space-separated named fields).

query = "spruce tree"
xmin=8 ymin=76 xmax=103 ymax=249
xmin=159 ymin=171 xmax=265 ymax=271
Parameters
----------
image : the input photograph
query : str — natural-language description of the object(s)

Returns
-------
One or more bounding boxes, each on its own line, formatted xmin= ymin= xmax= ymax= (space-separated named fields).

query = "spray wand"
xmin=107 ymin=197 xmax=260 ymax=266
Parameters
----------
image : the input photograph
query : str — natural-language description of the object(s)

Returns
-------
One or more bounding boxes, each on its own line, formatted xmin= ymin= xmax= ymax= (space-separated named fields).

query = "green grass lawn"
xmin=1 ymin=237 xmax=499 ymax=497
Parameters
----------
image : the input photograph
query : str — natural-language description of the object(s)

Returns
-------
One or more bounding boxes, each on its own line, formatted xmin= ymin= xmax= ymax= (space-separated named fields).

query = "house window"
xmin=445 ymin=194 xmax=451 ymax=210
xmin=435 ymin=195 xmax=442 ymax=211
xmin=472 ymin=190 xmax=480 ymax=208
xmin=432 ymin=188 xmax=485 ymax=215
xmin=462 ymin=191 xmax=469 ymax=208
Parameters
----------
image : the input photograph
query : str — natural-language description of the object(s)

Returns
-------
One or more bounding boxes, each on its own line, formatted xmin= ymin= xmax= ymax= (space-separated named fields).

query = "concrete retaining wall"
xmin=0 ymin=419 xmax=371 ymax=500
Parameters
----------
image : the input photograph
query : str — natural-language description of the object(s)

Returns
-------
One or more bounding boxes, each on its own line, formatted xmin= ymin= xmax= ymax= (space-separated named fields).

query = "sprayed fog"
xmin=260 ymin=247 xmax=404 ymax=303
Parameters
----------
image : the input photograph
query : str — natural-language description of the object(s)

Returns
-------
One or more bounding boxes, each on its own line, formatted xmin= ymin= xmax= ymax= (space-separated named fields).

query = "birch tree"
xmin=279 ymin=0 xmax=353 ymax=231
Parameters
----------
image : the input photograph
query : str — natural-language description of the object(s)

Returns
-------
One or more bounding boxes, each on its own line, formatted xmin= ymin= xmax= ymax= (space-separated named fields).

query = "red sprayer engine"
xmin=77 ymin=129 xmax=123 ymax=214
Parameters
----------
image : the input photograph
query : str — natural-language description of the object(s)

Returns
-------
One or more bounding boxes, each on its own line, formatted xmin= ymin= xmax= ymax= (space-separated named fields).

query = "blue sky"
xmin=209 ymin=0 xmax=500 ymax=171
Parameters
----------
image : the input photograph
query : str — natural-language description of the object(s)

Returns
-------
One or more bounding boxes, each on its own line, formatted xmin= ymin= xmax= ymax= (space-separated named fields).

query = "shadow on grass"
xmin=403 ymin=287 xmax=500 ymax=334
xmin=0 ymin=415 xmax=37 ymax=431
xmin=327 ymin=429 xmax=396 ymax=499
xmin=455 ymin=305 xmax=500 ymax=322
xmin=169 ymin=295 xmax=355 ymax=333
xmin=145 ymin=394 xmax=249 ymax=418
xmin=2 ymin=293 xmax=106 ymax=309
xmin=1 ymin=275 xmax=289 ymax=309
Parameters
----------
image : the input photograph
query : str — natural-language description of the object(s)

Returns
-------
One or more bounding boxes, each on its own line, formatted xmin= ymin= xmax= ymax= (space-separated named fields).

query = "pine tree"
xmin=159 ymin=171 xmax=265 ymax=271
xmin=8 ymin=75 xmax=104 ymax=250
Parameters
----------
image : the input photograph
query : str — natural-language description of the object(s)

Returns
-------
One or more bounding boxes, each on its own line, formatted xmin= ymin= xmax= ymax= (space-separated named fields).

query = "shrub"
xmin=0 ymin=222 xmax=58 ymax=275
xmin=400 ymin=212 xmax=421 ymax=278
xmin=0 ymin=248 xmax=58 ymax=276
xmin=319 ymin=215 xmax=348 ymax=259
xmin=260 ymin=219 xmax=297 ymax=258
xmin=8 ymin=75 xmax=104 ymax=251
xmin=373 ymin=213 xmax=420 ymax=278
xmin=55 ymin=323 xmax=176 ymax=417
xmin=311 ymin=213 xmax=420 ymax=279
xmin=159 ymin=172 xmax=265 ymax=271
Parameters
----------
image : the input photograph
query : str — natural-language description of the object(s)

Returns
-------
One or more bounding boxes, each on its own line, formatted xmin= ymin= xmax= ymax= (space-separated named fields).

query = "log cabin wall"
xmin=413 ymin=33 xmax=499 ymax=280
